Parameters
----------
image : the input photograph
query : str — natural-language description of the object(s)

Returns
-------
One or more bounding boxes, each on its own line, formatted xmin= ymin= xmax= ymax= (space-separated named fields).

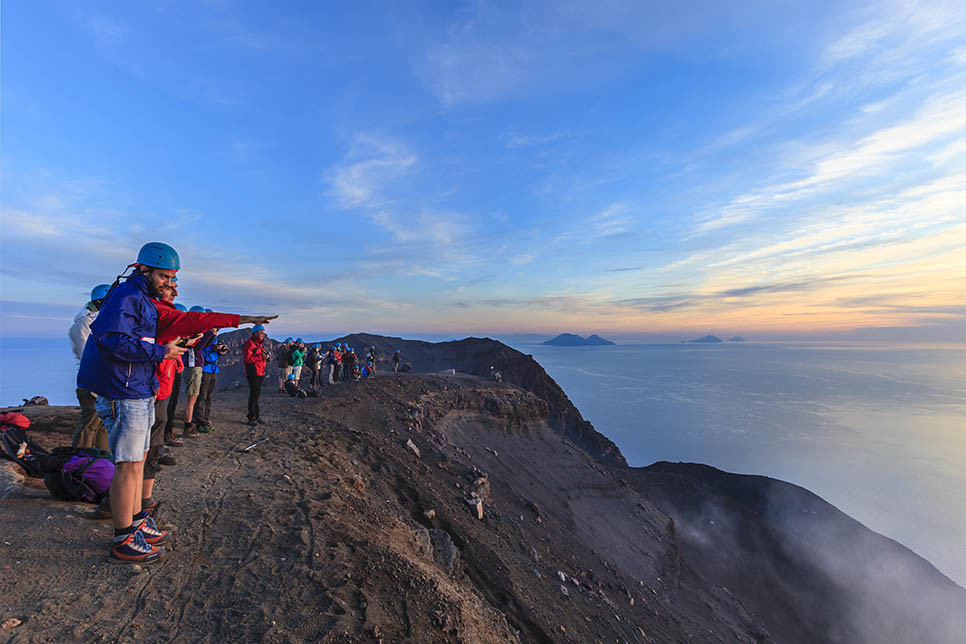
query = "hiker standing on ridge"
xmin=392 ymin=349 xmax=401 ymax=373
xmin=278 ymin=337 xmax=294 ymax=391
xmin=163 ymin=300 xmax=188 ymax=448
xmin=140 ymin=283 xmax=187 ymax=517
xmin=308 ymin=344 xmax=322 ymax=387
xmin=324 ymin=346 xmax=337 ymax=385
xmin=342 ymin=346 xmax=357 ymax=382
xmin=78 ymin=242 xmax=276 ymax=564
xmin=69 ymin=284 xmax=111 ymax=452
xmin=333 ymin=344 xmax=343 ymax=383
xmin=195 ymin=339 xmax=227 ymax=433
xmin=181 ymin=305 xmax=208 ymax=436
xmin=244 ymin=326 xmax=269 ymax=425
xmin=291 ymin=339 xmax=306 ymax=383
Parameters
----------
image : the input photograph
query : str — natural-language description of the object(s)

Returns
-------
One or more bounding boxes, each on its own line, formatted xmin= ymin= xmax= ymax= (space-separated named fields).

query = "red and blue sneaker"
xmin=136 ymin=515 xmax=170 ymax=546
xmin=110 ymin=529 xmax=162 ymax=565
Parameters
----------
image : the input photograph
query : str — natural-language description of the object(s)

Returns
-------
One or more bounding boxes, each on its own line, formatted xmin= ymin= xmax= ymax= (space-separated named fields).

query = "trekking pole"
xmin=240 ymin=437 xmax=270 ymax=452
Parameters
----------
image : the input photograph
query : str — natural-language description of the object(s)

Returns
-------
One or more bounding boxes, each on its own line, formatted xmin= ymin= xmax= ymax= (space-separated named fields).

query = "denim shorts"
xmin=95 ymin=396 xmax=155 ymax=462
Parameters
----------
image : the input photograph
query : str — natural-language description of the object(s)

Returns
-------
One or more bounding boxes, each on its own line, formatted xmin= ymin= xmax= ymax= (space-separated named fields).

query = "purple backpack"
xmin=43 ymin=450 xmax=114 ymax=503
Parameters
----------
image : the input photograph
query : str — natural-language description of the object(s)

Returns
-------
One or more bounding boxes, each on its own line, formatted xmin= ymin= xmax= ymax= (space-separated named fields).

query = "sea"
xmin=3 ymin=337 xmax=965 ymax=587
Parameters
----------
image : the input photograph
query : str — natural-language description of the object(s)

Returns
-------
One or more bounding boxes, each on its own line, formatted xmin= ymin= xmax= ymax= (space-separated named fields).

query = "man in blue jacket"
xmin=78 ymin=242 xmax=186 ymax=564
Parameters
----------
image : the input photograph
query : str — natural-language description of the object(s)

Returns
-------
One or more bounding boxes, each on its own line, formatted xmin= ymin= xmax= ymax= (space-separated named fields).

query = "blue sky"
xmin=2 ymin=0 xmax=964 ymax=341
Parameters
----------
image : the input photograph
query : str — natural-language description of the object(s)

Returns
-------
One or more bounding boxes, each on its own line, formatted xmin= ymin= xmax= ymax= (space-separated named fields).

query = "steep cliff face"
xmin=215 ymin=331 xmax=627 ymax=468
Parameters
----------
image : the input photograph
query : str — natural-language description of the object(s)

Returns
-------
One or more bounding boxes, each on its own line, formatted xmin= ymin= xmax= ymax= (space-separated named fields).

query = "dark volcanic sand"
xmin=0 ymin=375 xmax=766 ymax=644
xmin=3 ymin=342 xmax=964 ymax=644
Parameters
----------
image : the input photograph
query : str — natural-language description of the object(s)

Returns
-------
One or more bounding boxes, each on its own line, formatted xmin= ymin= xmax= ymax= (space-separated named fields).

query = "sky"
xmin=2 ymin=0 xmax=964 ymax=342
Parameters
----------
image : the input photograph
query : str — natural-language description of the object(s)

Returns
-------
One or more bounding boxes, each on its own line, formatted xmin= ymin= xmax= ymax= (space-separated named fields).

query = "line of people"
xmin=275 ymin=340 xmax=402 ymax=394
xmin=72 ymin=242 xmax=276 ymax=565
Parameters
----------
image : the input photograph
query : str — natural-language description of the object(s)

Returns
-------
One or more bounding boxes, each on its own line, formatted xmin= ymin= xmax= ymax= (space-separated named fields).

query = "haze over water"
xmin=512 ymin=341 xmax=966 ymax=588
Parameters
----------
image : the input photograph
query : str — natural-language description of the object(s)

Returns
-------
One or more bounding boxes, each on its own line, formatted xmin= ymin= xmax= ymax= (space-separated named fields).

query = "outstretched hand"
xmin=239 ymin=314 xmax=279 ymax=325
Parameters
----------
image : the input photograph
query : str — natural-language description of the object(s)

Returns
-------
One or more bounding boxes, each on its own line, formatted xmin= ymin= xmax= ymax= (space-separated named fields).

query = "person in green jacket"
xmin=290 ymin=339 xmax=307 ymax=383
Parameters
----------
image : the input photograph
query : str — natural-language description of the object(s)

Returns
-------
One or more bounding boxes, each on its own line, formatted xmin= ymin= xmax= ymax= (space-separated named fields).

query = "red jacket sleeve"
xmin=154 ymin=301 xmax=241 ymax=344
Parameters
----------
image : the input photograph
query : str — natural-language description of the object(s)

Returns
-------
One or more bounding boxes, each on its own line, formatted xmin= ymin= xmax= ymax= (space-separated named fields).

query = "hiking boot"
xmin=109 ymin=530 xmax=162 ymax=565
xmin=197 ymin=424 xmax=213 ymax=433
xmin=184 ymin=426 xmax=200 ymax=437
xmin=136 ymin=515 xmax=170 ymax=546
xmin=142 ymin=498 xmax=162 ymax=516
xmin=158 ymin=453 xmax=176 ymax=466
xmin=164 ymin=435 xmax=184 ymax=447
xmin=89 ymin=497 xmax=112 ymax=520
xmin=247 ymin=419 xmax=257 ymax=426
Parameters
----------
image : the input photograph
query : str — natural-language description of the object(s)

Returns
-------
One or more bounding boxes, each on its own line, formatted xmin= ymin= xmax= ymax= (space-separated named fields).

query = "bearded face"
xmin=143 ymin=266 xmax=178 ymax=299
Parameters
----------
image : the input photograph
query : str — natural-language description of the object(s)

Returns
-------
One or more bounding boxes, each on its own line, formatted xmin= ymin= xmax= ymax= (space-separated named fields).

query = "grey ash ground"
xmin=1 ymin=335 xmax=963 ymax=643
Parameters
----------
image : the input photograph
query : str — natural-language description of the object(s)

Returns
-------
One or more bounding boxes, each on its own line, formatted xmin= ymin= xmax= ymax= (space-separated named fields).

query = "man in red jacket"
xmin=243 ymin=325 xmax=269 ymax=426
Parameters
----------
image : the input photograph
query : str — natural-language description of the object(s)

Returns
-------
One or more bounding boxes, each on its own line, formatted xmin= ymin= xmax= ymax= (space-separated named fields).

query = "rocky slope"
xmin=215 ymin=330 xmax=626 ymax=468
xmin=1 ymin=333 xmax=963 ymax=643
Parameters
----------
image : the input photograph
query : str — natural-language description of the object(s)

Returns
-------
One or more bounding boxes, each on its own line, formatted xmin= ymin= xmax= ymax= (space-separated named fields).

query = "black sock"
xmin=114 ymin=525 xmax=135 ymax=540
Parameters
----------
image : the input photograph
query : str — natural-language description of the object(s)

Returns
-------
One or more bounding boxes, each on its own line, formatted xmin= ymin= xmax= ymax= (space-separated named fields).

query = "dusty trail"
xmin=2 ymin=374 xmax=763 ymax=643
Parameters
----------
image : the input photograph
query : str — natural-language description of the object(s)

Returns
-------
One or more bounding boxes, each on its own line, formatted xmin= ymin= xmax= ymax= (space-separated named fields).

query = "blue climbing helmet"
xmin=174 ymin=303 xmax=188 ymax=312
xmin=252 ymin=324 xmax=265 ymax=332
xmin=296 ymin=337 xmax=303 ymax=344
xmin=90 ymin=284 xmax=111 ymax=301
xmin=136 ymin=242 xmax=180 ymax=270
xmin=189 ymin=305 xmax=205 ymax=313
xmin=204 ymin=308 xmax=213 ymax=313
xmin=285 ymin=337 xmax=293 ymax=343
xmin=287 ymin=373 xmax=296 ymax=380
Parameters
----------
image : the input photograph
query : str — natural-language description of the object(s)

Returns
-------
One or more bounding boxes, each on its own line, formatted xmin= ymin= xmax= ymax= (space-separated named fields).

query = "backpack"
xmin=0 ymin=425 xmax=47 ymax=477
xmin=0 ymin=411 xmax=31 ymax=429
xmin=21 ymin=396 xmax=49 ymax=406
xmin=42 ymin=447 xmax=114 ymax=504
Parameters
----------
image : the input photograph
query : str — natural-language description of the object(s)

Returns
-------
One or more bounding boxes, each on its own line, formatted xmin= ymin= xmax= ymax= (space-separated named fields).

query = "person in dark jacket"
xmin=182 ymin=306 xmax=209 ymax=436
xmin=284 ymin=373 xmax=307 ymax=398
xmin=307 ymin=344 xmax=321 ymax=387
xmin=195 ymin=339 xmax=227 ymax=432
xmin=340 ymin=346 xmax=353 ymax=382
xmin=277 ymin=337 xmax=293 ymax=391
xmin=323 ymin=347 xmax=337 ymax=385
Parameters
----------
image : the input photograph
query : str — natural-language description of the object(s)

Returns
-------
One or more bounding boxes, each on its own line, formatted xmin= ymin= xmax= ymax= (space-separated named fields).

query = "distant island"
xmin=684 ymin=335 xmax=723 ymax=343
xmin=727 ymin=336 xmax=745 ymax=342
xmin=542 ymin=333 xmax=616 ymax=346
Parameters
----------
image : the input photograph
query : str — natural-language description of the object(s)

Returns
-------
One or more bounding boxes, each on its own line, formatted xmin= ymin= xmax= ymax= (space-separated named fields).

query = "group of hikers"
xmin=68 ymin=242 xmax=276 ymax=565
xmin=64 ymin=241 xmax=412 ymax=566
xmin=273 ymin=338 xmax=404 ymax=398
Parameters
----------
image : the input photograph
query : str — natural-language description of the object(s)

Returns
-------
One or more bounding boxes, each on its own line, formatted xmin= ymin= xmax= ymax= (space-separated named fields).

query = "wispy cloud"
xmin=327 ymin=136 xmax=418 ymax=210
xmin=591 ymin=202 xmax=633 ymax=237
xmin=504 ymin=131 xmax=580 ymax=149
